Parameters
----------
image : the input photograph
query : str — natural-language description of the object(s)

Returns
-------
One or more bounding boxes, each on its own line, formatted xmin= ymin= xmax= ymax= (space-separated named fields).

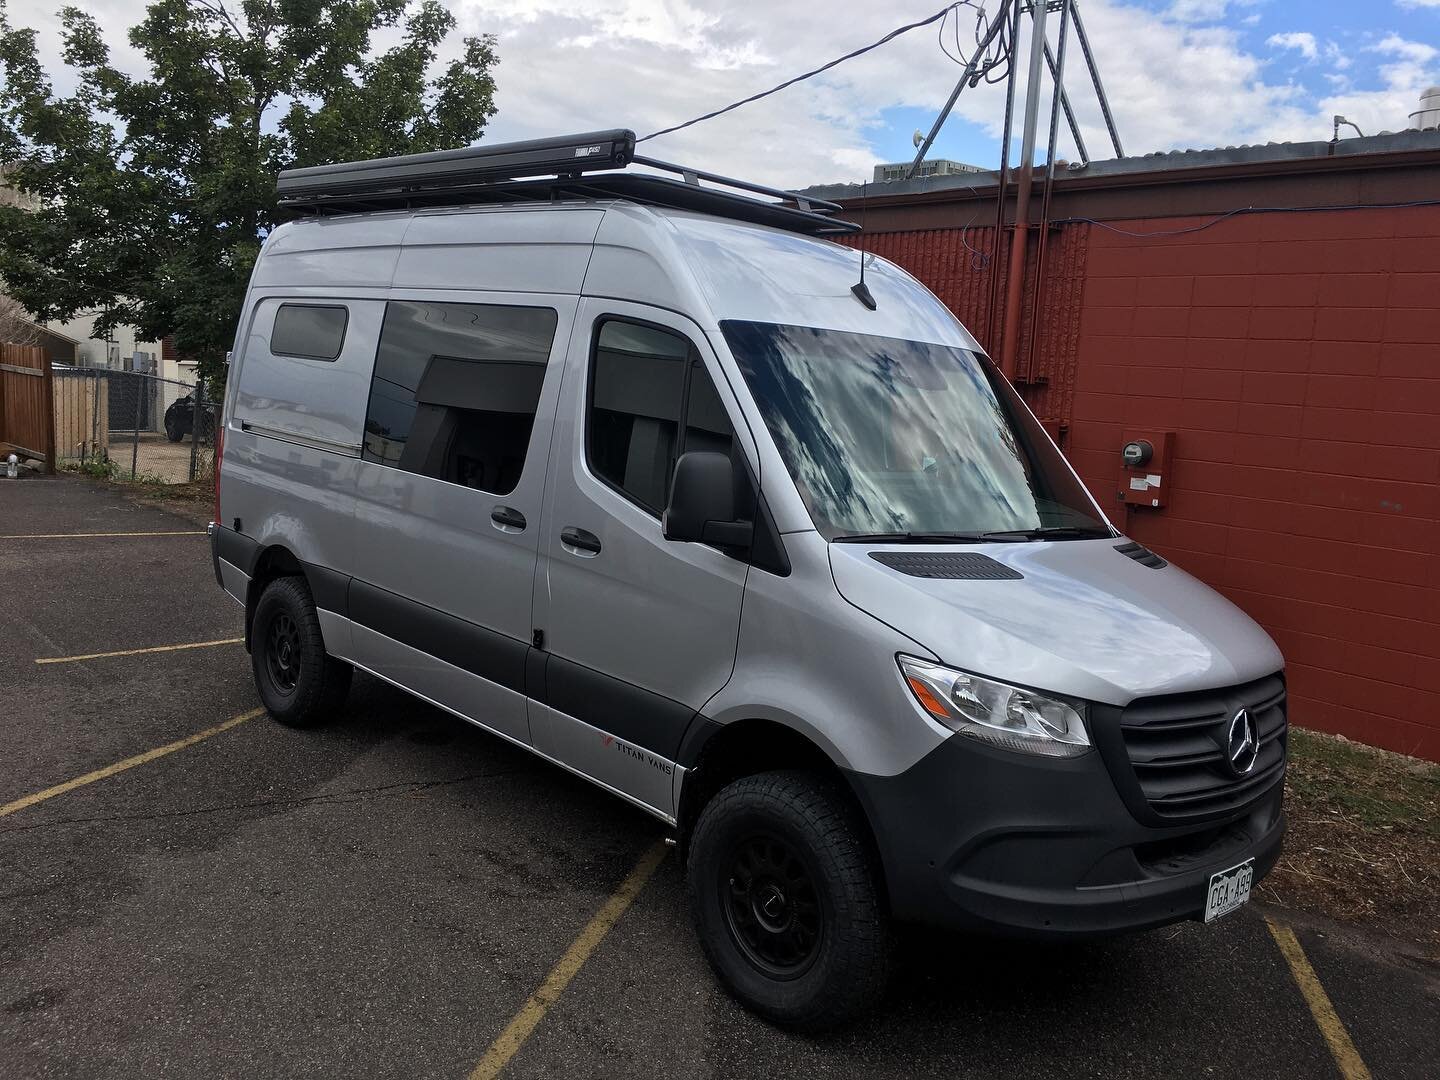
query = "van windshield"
xmin=722 ymin=321 xmax=1111 ymax=542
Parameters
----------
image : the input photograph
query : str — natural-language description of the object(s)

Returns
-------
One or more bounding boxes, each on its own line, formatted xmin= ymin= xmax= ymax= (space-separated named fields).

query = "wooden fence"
xmin=53 ymin=367 xmax=109 ymax=462
xmin=0 ymin=342 xmax=54 ymax=472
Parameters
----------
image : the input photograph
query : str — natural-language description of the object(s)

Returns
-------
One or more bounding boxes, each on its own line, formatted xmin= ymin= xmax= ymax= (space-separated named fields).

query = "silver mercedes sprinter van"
xmin=210 ymin=131 xmax=1287 ymax=1029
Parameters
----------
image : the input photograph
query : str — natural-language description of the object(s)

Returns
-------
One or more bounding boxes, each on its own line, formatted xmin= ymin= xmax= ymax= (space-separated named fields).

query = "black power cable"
xmin=639 ymin=3 xmax=969 ymax=143
xmin=1054 ymin=198 xmax=1440 ymax=239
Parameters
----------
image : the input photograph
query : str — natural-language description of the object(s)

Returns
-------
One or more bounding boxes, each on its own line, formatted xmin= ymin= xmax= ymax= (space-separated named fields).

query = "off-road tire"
xmin=251 ymin=575 xmax=351 ymax=728
xmin=687 ymin=770 xmax=893 ymax=1030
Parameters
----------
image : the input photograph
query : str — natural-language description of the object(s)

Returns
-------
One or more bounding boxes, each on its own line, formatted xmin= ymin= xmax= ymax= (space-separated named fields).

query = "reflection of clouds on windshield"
xmin=728 ymin=323 xmax=1061 ymax=535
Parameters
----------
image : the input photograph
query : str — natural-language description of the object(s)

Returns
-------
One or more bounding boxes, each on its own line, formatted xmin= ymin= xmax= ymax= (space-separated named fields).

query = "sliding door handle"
xmin=560 ymin=526 xmax=602 ymax=555
xmin=490 ymin=505 xmax=527 ymax=532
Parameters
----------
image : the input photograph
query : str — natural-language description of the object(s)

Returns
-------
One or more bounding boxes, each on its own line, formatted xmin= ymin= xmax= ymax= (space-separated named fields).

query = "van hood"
xmin=829 ymin=539 xmax=1283 ymax=706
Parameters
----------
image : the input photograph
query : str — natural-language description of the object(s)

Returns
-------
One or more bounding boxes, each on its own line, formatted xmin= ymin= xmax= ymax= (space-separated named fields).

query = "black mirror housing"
xmin=664 ymin=451 xmax=747 ymax=547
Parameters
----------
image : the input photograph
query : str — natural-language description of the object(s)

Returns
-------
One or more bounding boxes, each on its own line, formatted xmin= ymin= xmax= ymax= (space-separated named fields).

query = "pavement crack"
xmin=0 ymin=767 xmax=539 ymax=836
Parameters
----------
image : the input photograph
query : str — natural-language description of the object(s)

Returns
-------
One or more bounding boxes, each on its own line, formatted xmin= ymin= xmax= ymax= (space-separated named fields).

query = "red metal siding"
xmin=1068 ymin=205 xmax=1440 ymax=761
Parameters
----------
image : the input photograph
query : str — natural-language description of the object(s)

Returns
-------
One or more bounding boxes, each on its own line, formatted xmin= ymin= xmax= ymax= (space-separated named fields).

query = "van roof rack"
xmin=275 ymin=129 xmax=858 ymax=236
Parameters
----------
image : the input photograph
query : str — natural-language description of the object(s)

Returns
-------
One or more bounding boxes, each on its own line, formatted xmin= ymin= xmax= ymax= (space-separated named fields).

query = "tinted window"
xmin=362 ymin=301 xmax=557 ymax=495
xmin=272 ymin=304 xmax=348 ymax=360
xmin=588 ymin=320 xmax=733 ymax=514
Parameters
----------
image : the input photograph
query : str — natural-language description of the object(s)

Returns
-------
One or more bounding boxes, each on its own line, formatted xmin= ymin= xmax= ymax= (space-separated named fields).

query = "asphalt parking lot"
xmin=2 ymin=475 xmax=1436 ymax=1079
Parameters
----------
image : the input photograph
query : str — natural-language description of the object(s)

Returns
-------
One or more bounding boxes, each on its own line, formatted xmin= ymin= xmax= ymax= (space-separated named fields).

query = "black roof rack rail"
xmin=275 ymin=129 xmax=858 ymax=236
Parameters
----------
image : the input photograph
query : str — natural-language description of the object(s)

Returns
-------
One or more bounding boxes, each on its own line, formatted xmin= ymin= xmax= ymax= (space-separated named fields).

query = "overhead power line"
xmin=639 ymin=3 xmax=977 ymax=143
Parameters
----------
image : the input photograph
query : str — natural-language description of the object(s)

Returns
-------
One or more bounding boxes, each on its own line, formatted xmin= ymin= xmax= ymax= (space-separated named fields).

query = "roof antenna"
xmin=851 ymin=181 xmax=877 ymax=310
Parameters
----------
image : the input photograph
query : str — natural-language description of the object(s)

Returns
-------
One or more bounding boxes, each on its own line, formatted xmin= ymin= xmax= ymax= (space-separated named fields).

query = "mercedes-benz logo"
xmin=1226 ymin=708 xmax=1259 ymax=777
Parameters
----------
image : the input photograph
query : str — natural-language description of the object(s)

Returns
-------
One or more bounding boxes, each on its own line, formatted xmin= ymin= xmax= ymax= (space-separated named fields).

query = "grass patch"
xmin=1265 ymin=729 xmax=1439 ymax=954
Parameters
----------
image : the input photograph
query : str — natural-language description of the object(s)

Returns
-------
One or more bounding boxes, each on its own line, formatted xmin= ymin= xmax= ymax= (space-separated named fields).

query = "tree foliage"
xmin=0 ymin=0 xmax=498 ymax=377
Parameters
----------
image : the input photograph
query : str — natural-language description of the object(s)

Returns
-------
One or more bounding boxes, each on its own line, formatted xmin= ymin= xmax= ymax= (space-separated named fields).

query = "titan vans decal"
xmin=601 ymin=733 xmax=673 ymax=776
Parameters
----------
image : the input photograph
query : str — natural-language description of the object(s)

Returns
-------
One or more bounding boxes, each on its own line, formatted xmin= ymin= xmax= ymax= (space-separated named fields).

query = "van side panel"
xmin=233 ymin=298 xmax=380 ymax=453
xmin=221 ymin=296 xmax=382 ymax=620
xmin=393 ymin=209 xmax=603 ymax=293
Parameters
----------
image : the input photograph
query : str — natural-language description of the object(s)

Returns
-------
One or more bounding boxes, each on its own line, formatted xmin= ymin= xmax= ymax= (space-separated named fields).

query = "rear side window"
xmin=588 ymin=319 xmax=734 ymax=515
xmin=272 ymin=304 xmax=348 ymax=361
xmin=361 ymin=300 xmax=558 ymax=495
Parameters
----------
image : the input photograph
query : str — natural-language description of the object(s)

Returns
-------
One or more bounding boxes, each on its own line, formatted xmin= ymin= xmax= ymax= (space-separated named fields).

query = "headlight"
xmin=898 ymin=655 xmax=1090 ymax=758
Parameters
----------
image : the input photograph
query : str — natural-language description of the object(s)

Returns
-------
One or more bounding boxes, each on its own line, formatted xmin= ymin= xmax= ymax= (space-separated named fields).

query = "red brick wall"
xmin=1065 ymin=205 xmax=1440 ymax=760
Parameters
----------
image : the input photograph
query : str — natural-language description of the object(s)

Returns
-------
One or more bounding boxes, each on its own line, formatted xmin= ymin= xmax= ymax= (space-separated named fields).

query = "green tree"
xmin=0 ymin=0 xmax=498 ymax=379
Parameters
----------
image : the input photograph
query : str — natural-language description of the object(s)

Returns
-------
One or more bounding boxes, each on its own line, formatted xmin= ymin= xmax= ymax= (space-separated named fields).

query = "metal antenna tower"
xmin=907 ymin=0 xmax=1122 ymax=179
xmin=904 ymin=0 xmax=1124 ymax=379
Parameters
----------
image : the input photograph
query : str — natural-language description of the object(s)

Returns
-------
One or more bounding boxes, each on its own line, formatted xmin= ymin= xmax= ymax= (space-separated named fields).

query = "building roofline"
xmin=802 ymin=127 xmax=1440 ymax=208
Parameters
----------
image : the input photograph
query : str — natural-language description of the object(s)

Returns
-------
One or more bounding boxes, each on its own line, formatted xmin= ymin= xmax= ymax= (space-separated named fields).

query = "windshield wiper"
xmin=978 ymin=526 xmax=1112 ymax=541
xmin=832 ymin=531 xmax=1028 ymax=544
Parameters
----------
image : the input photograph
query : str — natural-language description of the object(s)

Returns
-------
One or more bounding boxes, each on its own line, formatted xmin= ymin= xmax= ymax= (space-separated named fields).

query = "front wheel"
xmin=250 ymin=576 xmax=351 ymax=727
xmin=687 ymin=771 xmax=893 ymax=1030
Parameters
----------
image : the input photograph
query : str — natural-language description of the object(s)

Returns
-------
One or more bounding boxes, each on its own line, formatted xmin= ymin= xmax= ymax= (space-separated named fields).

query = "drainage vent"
xmin=1115 ymin=541 xmax=1167 ymax=569
xmin=868 ymin=552 xmax=1023 ymax=580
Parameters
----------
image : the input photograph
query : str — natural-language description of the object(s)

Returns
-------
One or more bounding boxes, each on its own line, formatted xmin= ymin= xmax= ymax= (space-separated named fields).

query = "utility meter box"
xmin=1118 ymin=430 xmax=1174 ymax=508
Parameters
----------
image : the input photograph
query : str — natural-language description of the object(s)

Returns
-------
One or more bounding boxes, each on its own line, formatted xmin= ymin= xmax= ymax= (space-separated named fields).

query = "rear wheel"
xmin=687 ymin=770 xmax=892 ymax=1030
xmin=251 ymin=576 xmax=351 ymax=727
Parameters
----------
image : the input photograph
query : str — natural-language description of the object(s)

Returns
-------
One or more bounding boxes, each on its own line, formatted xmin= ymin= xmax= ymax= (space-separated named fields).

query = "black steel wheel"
xmin=722 ymin=833 xmax=823 ymax=979
xmin=688 ymin=770 xmax=892 ymax=1030
xmin=265 ymin=611 xmax=302 ymax=693
xmin=250 ymin=576 xmax=351 ymax=728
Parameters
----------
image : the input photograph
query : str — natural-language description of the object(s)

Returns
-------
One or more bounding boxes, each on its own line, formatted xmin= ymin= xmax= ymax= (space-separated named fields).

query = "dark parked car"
xmin=164 ymin=393 xmax=218 ymax=442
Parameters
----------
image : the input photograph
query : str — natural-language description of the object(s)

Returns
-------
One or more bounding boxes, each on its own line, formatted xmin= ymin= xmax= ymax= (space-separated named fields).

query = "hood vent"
xmin=869 ymin=551 xmax=1023 ymax=580
xmin=1115 ymin=541 xmax=1167 ymax=569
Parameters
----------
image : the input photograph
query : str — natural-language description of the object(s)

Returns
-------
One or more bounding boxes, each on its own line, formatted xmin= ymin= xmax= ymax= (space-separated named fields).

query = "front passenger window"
xmin=588 ymin=319 xmax=735 ymax=515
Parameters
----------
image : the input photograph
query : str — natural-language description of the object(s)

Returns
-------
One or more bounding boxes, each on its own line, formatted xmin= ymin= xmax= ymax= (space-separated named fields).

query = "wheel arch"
xmin=244 ymin=544 xmax=307 ymax=652
xmin=676 ymin=716 xmax=887 ymax=904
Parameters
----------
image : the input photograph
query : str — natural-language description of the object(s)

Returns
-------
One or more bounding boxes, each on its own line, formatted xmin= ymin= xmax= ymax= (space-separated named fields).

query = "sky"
xmin=8 ymin=0 xmax=1440 ymax=188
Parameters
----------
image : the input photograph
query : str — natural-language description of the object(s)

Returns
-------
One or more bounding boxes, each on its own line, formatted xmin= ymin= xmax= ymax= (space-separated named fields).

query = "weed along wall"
xmin=823 ymin=138 xmax=1440 ymax=761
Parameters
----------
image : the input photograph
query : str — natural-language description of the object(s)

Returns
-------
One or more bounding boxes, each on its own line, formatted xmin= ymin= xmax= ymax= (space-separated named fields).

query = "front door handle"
xmin=560 ymin=526 xmax=602 ymax=556
xmin=491 ymin=505 xmax=527 ymax=532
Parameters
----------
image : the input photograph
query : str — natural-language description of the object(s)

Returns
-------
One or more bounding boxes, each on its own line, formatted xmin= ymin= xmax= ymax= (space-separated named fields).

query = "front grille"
xmin=1111 ymin=674 xmax=1287 ymax=822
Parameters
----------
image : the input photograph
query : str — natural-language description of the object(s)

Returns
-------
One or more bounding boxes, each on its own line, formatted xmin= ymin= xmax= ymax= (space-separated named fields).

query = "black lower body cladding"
xmin=845 ymin=734 xmax=1285 ymax=938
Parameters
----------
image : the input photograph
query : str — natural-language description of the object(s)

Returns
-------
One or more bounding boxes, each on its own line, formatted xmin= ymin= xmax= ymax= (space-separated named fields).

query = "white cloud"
xmin=1267 ymin=31 xmax=1319 ymax=61
xmin=1370 ymin=33 xmax=1439 ymax=64
xmin=2 ymin=0 xmax=1432 ymax=188
xmin=1395 ymin=0 xmax=1440 ymax=9
xmin=1318 ymin=33 xmax=1438 ymax=136
xmin=1324 ymin=41 xmax=1352 ymax=70
xmin=1169 ymin=0 xmax=1233 ymax=20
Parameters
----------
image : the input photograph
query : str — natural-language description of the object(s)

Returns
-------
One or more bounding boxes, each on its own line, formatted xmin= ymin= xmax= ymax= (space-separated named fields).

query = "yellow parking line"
xmin=36 ymin=638 xmax=244 ymax=665
xmin=0 ymin=709 xmax=263 ymax=818
xmin=1265 ymin=917 xmax=1372 ymax=1080
xmin=0 ymin=530 xmax=206 ymax=539
xmin=468 ymin=842 xmax=669 ymax=1080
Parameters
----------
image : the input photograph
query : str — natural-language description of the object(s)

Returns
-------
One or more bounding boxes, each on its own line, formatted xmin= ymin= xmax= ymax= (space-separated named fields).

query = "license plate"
xmin=1203 ymin=858 xmax=1254 ymax=923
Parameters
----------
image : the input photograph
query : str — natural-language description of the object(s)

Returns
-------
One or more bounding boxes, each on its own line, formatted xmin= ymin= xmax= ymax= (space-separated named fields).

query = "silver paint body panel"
xmin=528 ymin=700 xmax=678 ymax=821
xmin=222 ymin=197 xmax=1284 ymax=821
xmin=829 ymin=540 xmax=1286 ymax=708
xmin=535 ymin=298 xmax=755 ymax=723
xmin=345 ymin=621 xmax=529 ymax=745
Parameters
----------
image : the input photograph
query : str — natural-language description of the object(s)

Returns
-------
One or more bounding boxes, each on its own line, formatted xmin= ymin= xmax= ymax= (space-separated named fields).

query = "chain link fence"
xmin=53 ymin=366 xmax=220 ymax=484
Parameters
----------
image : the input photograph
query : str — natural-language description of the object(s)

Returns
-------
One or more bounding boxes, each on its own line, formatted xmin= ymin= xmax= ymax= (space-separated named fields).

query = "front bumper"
xmin=845 ymin=734 xmax=1285 ymax=939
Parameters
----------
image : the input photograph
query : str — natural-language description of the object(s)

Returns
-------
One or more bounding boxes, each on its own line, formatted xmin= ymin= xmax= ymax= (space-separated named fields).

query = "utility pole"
xmin=998 ymin=0 xmax=1050 ymax=380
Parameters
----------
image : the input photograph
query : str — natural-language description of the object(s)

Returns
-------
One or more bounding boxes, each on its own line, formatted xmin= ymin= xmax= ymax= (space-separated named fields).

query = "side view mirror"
xmin=663 ymin=451 xmax=754 ymax=550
